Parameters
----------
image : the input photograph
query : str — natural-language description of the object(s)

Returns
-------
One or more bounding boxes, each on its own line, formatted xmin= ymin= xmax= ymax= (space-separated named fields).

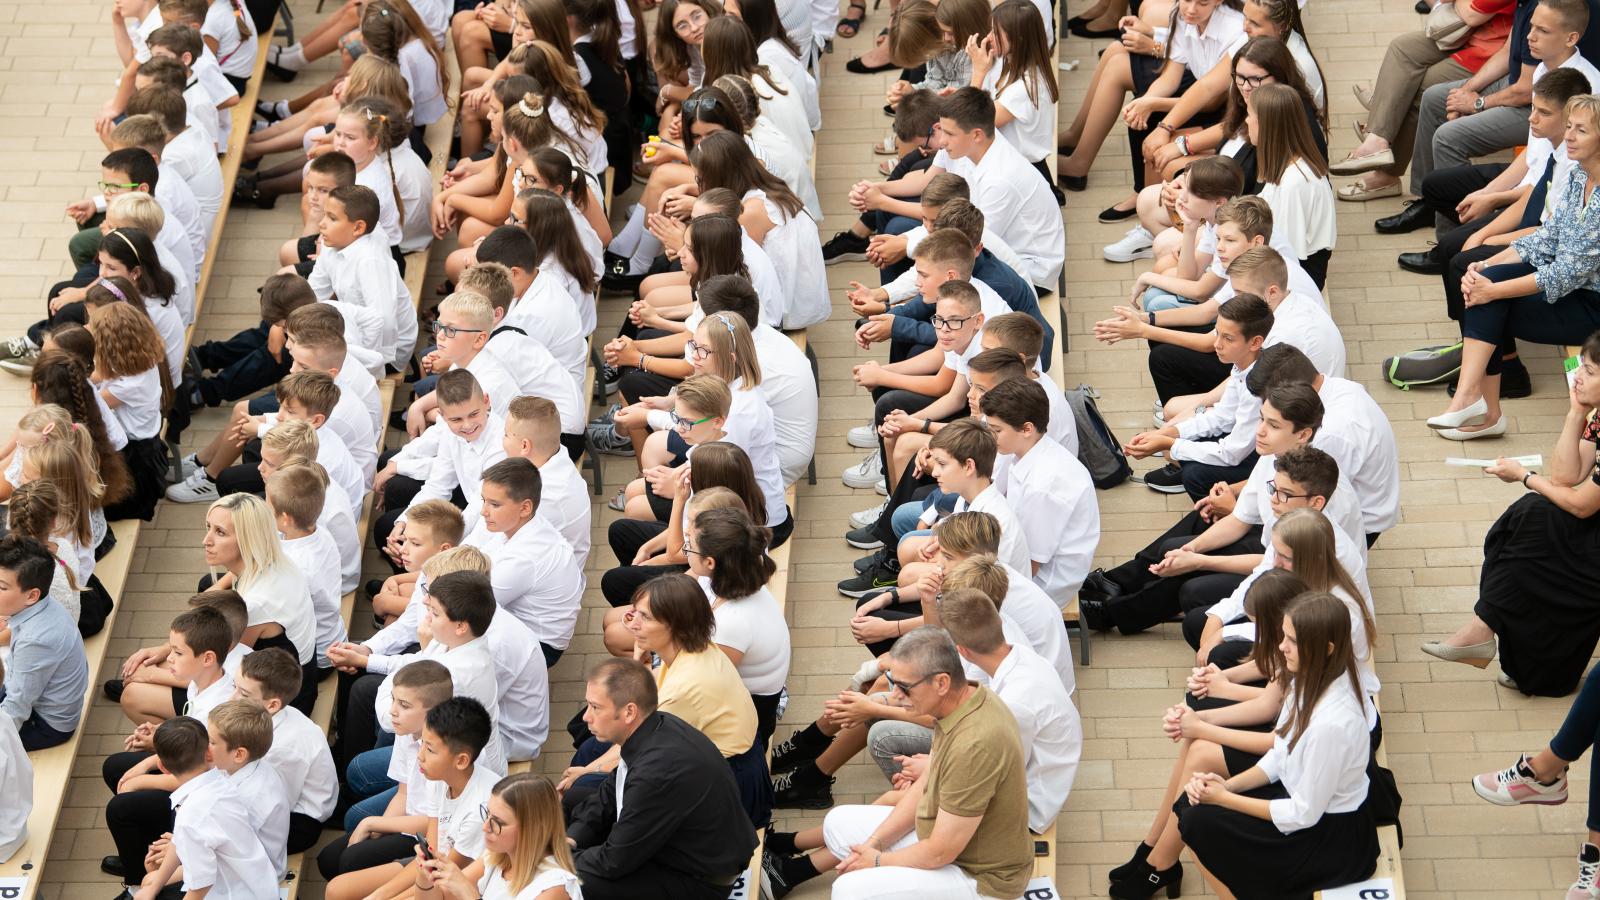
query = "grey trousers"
xmin=1412 ymin=74 xmax=1528 ymax=195
xmin=866 ymin=719 xmax=933 ymax=781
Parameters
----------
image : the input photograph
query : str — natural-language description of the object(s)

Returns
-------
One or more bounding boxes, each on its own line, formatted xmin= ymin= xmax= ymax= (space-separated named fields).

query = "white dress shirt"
xmin=243 ymin=560 xmax=318 ymax=666
xmin=319 ymin=479 xmax=362 ymax=594
xmin=1264 ymin=292 xmax=1345 ymax=379
xmin=538 ymin=451 xmax=592 ymax=572
xmin=481 ymin=606 xmax=551 ymax=761
xmin=998 ymin=438 xmax=1098 ymax=608
xmin=280 ymin=528 xmax=347 ymax=667
xmin=742 ymin=188 xmax=830 ymax=329
xmin=751 ymin=324 xmax=819 ymax=486
xmin=226 ymin=760 xmax=291 ymax=878
xmin=989 ymin=643 xmax=1082 ymax=834
xmin=888 ymin=227 xmax=1030 ymax=303
xmin=184 ymin=670 xmax=237 ymax=723
xmin=163 ymin=125 xmax=225 ymax=223
xmin=1314 ymin=376 xmax=1401 ymax=534
xmin=404 ymin=413 xmax=507 ymax=530
xmin=482 ymin=329 xmax=585 ymax=434
xmin=1233 ymin=454 xmax=1367 ymax=552
xmin=933 ymin=132 xmax=1064 ymax=288
xmin=504 ymin=272 xmax=587 ymax=399
xmin=739 ymin=233 xmax=789 ymax=329
xmin=464 ymin=517 xmax=585 ymax=650
xmin=366 ymin=576 xmax=429 ymax=658
xmin=153 ymin=162 xmax=205 ymax=281
xmin=1257 ymin=159 xmax=1336 ymax=259
xmin=266 ymin=704 xmax=339 ymax=821
xmin=1257 ymin=678 xmax=1372 ymax=834
xmin=984 ymin=66 xmax=1054 ymax=164
xmin=715 ymin=382 xmax=789 ymax=528
xmin=924 ymin=484 xmax=1032 ymax=574
xmin=398 ymin=38 xmax=447 ymax=126
xmin=168 ymin=768 xmax=277 ymax=900
xmin=1168 ymin=2 xmax=1245 ymax=76
xmin=374 ymin=637 xmax=507 ymax=775
xmin=336 ymin=351 xmax=384 ymax=436
xmin=999 ymin=565 xmax=1076 ymax=696
xmin=308 ymin=230 xmax=416 ymax=371
xmin=1172 ymin=362 xmax=1261 ymax=467
xmin=0 ymin=717 xmax=30 ymax=862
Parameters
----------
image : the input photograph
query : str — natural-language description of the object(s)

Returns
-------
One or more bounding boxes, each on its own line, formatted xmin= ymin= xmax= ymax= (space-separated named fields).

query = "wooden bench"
xmin=0 ymin=520 xmax=142 ymax=900
xmin=1033 ymin=290 xmax=1091 ymax=667
xmin=1314 ymin=697 xmax=1405 ymax=898
xmin=1031 ymin=821 xmax=1058 ymax=880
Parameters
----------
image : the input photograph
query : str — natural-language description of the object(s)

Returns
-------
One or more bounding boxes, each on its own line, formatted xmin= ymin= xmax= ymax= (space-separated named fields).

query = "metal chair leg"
xmin=276 ymin=0 xmax=296 ymax=43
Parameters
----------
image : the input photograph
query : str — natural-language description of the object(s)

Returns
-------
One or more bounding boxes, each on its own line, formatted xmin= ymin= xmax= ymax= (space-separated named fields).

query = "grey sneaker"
xmin=165 ymin=469 xmax=219 ymax=503
xmin=586 ymin=422 xmax=634 ymax=456
xmin=589 ymin=403 xmax=621 ymax=428
xmin=0 ymin=350 xmax=39 ymax=377
xmin=0 ymin=335 xmax=34 ymax=361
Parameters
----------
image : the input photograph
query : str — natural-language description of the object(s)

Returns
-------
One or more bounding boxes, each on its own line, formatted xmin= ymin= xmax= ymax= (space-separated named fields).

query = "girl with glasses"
xmin=416 ymin=773 xmax=583 ymax=900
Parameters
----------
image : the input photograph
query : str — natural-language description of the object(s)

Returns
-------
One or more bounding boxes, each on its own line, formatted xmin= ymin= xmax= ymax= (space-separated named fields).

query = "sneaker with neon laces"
xmin=1103 ymin=225 xmax=1154 ymax=262
xmin=842 ymin=451 xmax=883 ymax=489
xmin=850 ymin=500 xmax=887 ymax=529
xmin=1570 ymin=843 xmax=1600 ymax=899
xmin=165 ymin=469 xmax=219 ymax=503
xmin=1472 ymin=753 xmax=1569 ymax=806
xmin=837 ymin=558 xmax=899 ymax=598
xmin=846 ymin=424 xmax=878 ymax=448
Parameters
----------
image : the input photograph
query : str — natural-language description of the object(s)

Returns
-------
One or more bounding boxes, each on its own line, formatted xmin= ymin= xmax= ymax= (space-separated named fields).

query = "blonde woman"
xmin=202 ymin=493 xmax=318 ymax=712
xmin=416 ymin=773 xmax=583 ymax=899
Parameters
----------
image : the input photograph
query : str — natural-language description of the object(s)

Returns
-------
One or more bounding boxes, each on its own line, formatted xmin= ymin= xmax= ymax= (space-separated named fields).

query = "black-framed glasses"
xmin=1232 ymin=72 xmax=1269 ymax=90
xmin=480 ymin=803 xmax=508 ymax=834
xmin=670 ymin=409 xmax=713 ymax=431
xmin=685 ymin=339 xmax=715 ymax=361
xmin=430 ymin=321 xmax=485 ymax=339
xmin=931 ymin=313 xmax=978 ymax=331
xmin=681 ymin=538 xmax=703 ymax=556
xmin=1265 ymin=479 xmax=1309 ymax=504
xmin=884 ymin=668 xmax=934 ymax=694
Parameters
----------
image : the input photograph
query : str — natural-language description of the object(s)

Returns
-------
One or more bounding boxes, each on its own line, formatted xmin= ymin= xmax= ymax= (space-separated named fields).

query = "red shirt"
xmin=1451 ymin=0 xmax=1519 ymax=71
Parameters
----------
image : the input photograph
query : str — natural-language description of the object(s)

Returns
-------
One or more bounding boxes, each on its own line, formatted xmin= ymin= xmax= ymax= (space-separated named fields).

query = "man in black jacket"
xmin=566 ymin=658 xmax=758 ymax=899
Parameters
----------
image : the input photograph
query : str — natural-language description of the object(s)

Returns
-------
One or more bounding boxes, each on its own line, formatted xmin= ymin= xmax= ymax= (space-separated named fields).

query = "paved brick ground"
xmin=5 ymin=0 xmax=1588 ymax=897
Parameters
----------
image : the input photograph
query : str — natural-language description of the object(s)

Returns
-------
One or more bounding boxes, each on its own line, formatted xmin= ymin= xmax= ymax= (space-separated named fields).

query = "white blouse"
xmin=741 ymin=189 xmax=829 ymax=330
xmin=1257 ymin=677 xmax=1372 ymax=834
xmin=1257 ymin=158 xmax=1336 ymax=259
xmin=241 ymin=559 xmax=318 ymax=666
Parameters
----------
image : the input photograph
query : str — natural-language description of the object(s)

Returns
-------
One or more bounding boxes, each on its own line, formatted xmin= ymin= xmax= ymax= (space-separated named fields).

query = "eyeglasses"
xmin=478 ymin=803 xmax=510 ymax=834
xmin=681 ymin=538 xmax=703 ymax=556
xmin=99 ymin=180 xmax=140 ymax=193
xmin=931 ymin=313 xmax=978 ymax=331
xmin=685 ymin=339 xmax=715 ymax=361
xmin=1232 ymin=72 xmax=1270 ymax=89
xmin=884 ymin=669 xmax=934 ymax=694
xmin=670 ymin=409 xmax=714 ymax=431
xmin=430 ymin=321 xmax=485 ymax=339
xmin=1265 ymin=479 xmax=1309 ymax=504
xmin=673 ymin=8 xmax=709 ymax=34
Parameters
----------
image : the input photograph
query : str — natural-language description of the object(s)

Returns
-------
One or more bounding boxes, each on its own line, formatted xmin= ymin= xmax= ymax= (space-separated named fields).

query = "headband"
xmin=712 ymin=312 xmax=736 ymax=336
xmin=109 ymin=230 xmax=141 ymax=267
xmin=96 ymin=278 xmax=127 ymax=303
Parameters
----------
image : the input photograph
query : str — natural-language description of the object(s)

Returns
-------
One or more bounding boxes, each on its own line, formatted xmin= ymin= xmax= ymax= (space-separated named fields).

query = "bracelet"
xmin=1148 ymin=311 xmax=1157 ymax=326
xmin=1157 ymin=122 xmax=1175 ymax=134
xmin=874 ymin=851 xmax=882 ymax=867
xmin=1523 ymin=472 xmax=1534 ymax=488
xmin=640 ymin=354 xmax=649 ymax=373
xmin=920 ymin=418 xmax=930 ymax=433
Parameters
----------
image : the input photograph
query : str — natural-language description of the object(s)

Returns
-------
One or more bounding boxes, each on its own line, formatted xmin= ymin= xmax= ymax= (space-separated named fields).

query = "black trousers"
xmin=575 ymin=859 xmax=739 ymax=900
xmin=335 ymin=669 xmax=387 ymax=774
xmin=1178 ymin=450 xmax=1259 ymax=502
xmin=1444 ymin=242 xmax=1502 ymax=322
xmin=316 ymin=830 xmax=416 ymax=881
xmin=193 ymin=321 xmax=292 ymax=407
xmin=104 ymin=750 xmax=167 ymax=886
xmin=1148 ymin=337 xmax=1230 ymax=405
xmin=1421 ymin=162 xmax=1506 ymax=232
xmin=870 ymin=461 xmax=936 ymax=552
xmin=857 ymin=595 xmax=924 ymax=658
xmin=1101 ymin=509 xmax=1262 ymax=634
xmin=1301 ymin=247 xmax=1332 ymax=293
xmin=601 ymin=518 xmax=682 ymax=607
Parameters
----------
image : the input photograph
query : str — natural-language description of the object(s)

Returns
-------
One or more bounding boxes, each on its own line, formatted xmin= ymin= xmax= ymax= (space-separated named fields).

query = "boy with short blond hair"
xmin=233 ymin=648 xmax=338 ymax=852
xmin=208 ymin=699 xmax=291 ymax=878
xmin=267 ymin=466 xmax=345 ymax=671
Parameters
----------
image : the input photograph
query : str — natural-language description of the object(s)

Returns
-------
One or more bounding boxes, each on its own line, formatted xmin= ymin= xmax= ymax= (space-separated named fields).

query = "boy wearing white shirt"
xmin=502 ymin=396 xmax=592 ymax=571
xmin=981 ymin=378 xmax=1097 ymax=608
xmin=232 ymin=648 xmax=339 ymax=852
xmin=147 ymin=24 xmax=238 ymax=147
xmin=406 ymin=291 xmax=520 ymax=432
xmin=1121 ymin=294 xmax=1272 ymax=498
xmin=133 ymin=717 xmax=277 ymax=900
xmin=207 ymin=701 xmax=291 ymax=879
xmin=267 ymin=467 xmax=347 ymax=671
xmin=127 ymin=86 xmax=223 ymax=224
xmin=477 ymin=226 xmax=587 ymax=397
xmin=285 ymin=305 xmax=384 ymax=438
xmin=383 ymin=370 xmax=508 ymax=544
xmin=0 ymin=659 xmax=30 ymax=864
xmin=105 ymin=120 xmax=206 ymax=279
xmin=308 ymin=185 xmax=417 ymax=371
xmin=463 ymin=458 xmax=585 ymax=667
xmin=908 ymin=418 xmax=1031 ymax=576
xmin=980 ymin=313 xmax=1076 ymax=453
xmin=1229 ymin=248 xmax=1346 ymax=379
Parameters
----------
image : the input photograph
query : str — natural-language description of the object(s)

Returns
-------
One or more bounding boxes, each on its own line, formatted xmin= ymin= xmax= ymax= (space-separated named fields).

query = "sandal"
xmin=872 ymin=135 xmax=899 ymax=155
xmin=837 ymin=1 xmax=866 ymax=38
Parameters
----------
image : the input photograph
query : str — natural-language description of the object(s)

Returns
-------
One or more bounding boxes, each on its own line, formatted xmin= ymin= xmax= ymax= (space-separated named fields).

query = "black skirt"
xmin=1177 ymin=781 xmax=1379 ymax=900
xmin=1184 ymin=689 xmax=1272 ymax=776
xmin=105 ymin=436 xmax=169 ymax=522
xmin=1475 ymin=493 xmax=1600 ymax=696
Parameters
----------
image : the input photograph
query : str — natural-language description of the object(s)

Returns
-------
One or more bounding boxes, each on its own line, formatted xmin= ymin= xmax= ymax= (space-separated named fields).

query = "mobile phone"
xmin=410 ymin=832 xmax=434 ymax=861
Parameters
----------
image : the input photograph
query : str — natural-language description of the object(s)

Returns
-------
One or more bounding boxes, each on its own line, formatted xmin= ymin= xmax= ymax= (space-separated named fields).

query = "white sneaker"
xmin=1103 ymin=226 xmax=1154 ymax=263
xmin=876 ymin=477 xmax=887 ymax=495
xmin=850 ymin=501 xmax=887 ymax=529
xmin=178 ymin=452 xmax=202 ymax=481
xmin=842 ymin=451 xmax=883 ymax=489
xmin=846 ymin=424 xmax=878 ymax=448
xmin=165 ymin=469 xmax=219 ymax=503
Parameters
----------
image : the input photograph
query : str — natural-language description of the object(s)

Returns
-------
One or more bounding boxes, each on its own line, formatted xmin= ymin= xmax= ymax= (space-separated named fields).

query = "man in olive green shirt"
xmin=818 ymin=626 xmax=1032 ymax=899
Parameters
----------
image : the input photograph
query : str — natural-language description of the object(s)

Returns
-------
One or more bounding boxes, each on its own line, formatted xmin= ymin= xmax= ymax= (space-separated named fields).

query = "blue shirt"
xmin=888 ymin=250 xmax=1057 ymax=368
xmin=1511 ymin=167 xmax=1600 ymax=300
xmin=0 ymin=597 xmax=88 ymax=733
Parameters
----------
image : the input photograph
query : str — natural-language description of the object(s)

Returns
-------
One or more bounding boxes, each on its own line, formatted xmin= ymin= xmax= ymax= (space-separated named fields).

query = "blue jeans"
xmin=343 ymin=745 xmax=397 ymax=829
xmin=890 ymin=500 xmax=928 ymax=540
xmin=1549 ymin=664 xmax=1600 ymax=831
xmin=1142 ymin=287 xmax=1197 ymax=312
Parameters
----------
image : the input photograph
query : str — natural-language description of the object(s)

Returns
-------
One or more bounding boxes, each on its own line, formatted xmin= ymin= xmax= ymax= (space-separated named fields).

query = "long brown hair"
xmin=520 ymin=187 xmax=597 ymax=295
xmin=684 ymin=214 xmax=749 ymax=290
xmin=1241 ymin=568 xmax=1304 ymax=686
xmin=991 ymin=0 xmax=1057 ymax=107
xmin=88 ymin=302 xmax=174 ymax=412
xmin=518 ymin=39 xmax=606 ymax=136
xmin=515 ymin=0 xmax=577 ymax=63
xmin=653 ymin=0 xmax=722 ymax=86
xmin=690 ymin=130 xmax=803 ymax=219
xmin=361 ymin=0 xmax=450 ymax=102
xmin=481 ymin=774 xmax=575 ymax=894
xmin=1273 ymin=508 xmax=1374 ymax=653
xmin=687 ymin=441 xmax=766 ymax=525
xmin=1250 ymin=82 xmax=1329 ymax=182
xmin=568 ymin=0 xmax=626 ymax=71
xmin=1223 ymin=35 xmax=1324 ymax=139
xmin=341 ymin=98 xmax=408 ymax=228
xmin=1278 ymin=591 xmax=1364 ymax=752
xmin=29 ymin=350 xmax=132 ymax=505
xmin=701 ymin=17 xmax=787 ymax=98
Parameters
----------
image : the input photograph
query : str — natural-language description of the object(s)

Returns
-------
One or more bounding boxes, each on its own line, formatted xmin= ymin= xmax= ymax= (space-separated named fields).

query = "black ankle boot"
xmin=1110 ymin=859 xmax=1182 ymax=899
xmin=1107 ymin=842 xmax=1153 ymax=884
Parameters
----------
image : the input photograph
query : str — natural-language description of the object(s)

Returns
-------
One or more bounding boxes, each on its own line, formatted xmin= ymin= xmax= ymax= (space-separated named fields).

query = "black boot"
xmin=771 ymin=722 xmax=831 ymax=775
xmin=772 ymin=761 xmax=835 ymax=809
xmin=1110 ymin=859 xmax=1183 ymax=899
xmin=1107 ymin=842 xmax=1153 ymax=884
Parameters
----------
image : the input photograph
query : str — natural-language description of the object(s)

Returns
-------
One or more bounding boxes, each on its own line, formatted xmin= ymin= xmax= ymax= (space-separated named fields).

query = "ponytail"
xmin=350 ymin=97 xmax=408 ymax=226
xmin=229 ymin=0 xmax=251 ymax=41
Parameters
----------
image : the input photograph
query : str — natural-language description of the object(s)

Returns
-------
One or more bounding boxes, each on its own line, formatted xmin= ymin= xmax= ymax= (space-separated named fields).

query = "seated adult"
xmin=793 ymin=626 xmax=1033 ymax=898
xmin=1422 ymin=332 xmax=1600 ymax=696
xmin=565 ymin=657 xmax=759 ymax=900
xmin=1427 ymin=94 xmax=1600 ymax=441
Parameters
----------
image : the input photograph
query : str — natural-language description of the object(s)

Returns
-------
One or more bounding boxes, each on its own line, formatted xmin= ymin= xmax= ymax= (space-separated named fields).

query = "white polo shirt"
xmin=1000 ymin=438 xmax=1098 ymax=609
xmin=266 ymin=704 xmax=340 ymax=821
xmin=989 ymin=643 xmax=1082 ymax=834
xmin=1265 ymin=292 xmax=1346 ymax=379
xmin=933 ymin=132 xmax=1064 ymax=288
xmin=1314 ymin=376 xmax=1401 ymax=535
xmin=464 ymin=517 xmax=585 ymax=650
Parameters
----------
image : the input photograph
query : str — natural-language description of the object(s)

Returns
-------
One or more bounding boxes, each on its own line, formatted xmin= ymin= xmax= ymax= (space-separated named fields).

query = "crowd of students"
xmin=7 ymin=0 xmax=1600 ymax=896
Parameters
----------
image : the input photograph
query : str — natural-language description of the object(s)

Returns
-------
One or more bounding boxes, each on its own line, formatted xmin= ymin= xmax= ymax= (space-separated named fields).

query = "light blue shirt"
xmin=0 ymin=597 xmax=88 ymax=733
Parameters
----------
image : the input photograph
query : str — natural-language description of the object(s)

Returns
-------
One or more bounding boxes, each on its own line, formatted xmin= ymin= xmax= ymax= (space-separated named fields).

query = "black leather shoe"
xmin=1375 ymin=200 xmax=1432 ymax=235
xmin=1109 ymin=843 xmax=1154 ymax=885
xmin=1414 ymin=0 xmax=1430 ymax=11
xmin=1110 ymin=859 xmax=1182 ymax=899
xmin=1069 ymin=20 xmax=1121 ymax=38
xmin=1078 ymin=597 xmax=1116 ymax=632
xmin=101 ymin=855 xmax=126 ymax=879
xmin=1080 ymin=568 xmax=1125 ymax=603
xmin=1449 ymin=360 xmax=1532 ymax=399
xmin=1397 ymin=250 xmax=1443 ymax=274
xmin=1059 ymin=173 xmax=1088 ymax=192
xmin=264 ymin=60 xmax=299 ymax=82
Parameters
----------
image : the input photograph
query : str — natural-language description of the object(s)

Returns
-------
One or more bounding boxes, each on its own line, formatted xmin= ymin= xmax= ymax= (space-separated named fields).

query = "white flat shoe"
xmin=1427 ymin=396 xmax=1488 ymax=430
xmin=1437 ymin=417 xmax=1508 ymax=440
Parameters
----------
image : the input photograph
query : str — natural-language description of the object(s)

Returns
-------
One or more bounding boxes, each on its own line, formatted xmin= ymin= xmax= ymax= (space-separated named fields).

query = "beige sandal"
xmin=872 ymin=135 xmax=899 ymax=156
xmin=1336 ymin=180 xmax=1402 ymax=201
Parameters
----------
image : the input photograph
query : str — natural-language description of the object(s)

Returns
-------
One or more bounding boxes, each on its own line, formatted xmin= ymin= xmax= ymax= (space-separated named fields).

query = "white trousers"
xmin=822 ymin=805 xmax=992 ymax=900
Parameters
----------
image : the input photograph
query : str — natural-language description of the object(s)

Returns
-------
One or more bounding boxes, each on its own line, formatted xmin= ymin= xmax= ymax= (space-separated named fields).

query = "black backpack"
xmin=1065 ymin=385 xmax=1132 ymax=490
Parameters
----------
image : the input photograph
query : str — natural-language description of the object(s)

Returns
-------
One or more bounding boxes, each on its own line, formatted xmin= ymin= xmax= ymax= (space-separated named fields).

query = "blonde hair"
xmin=208 ymin=700 xmax=274 ymax=759
xmin=482 ymin=774 xmax=576 ymax=894
xmin=674 ymin=373 xmax=733 ymax=419
xmin=686 ymin=485 xmax=744 ymax=518
xmin=459 ymin=263 xmax=516 ymax=314
xmin=941 ymin=553 xmax=1009 ymax=607
xmin=934 ymin=510 xmax=1002 ymax=557
xmin=266 ymin=465 xmax=326 ymax=531
xmin=506 ymin=396 xmax=559 ymax=449
xmin=1227 ymin=246 xmax=1290 ymax=292
xmin=438 ymin=290 xmax=496 ymax=331
xmin=209 ymin=493 xmax=287 ymax=590
xmin=405 ymin=499 xmax=466 ymax=546
xmin=889 ymin=0 xmax=944 ymax=68
xmin=19 ymin=404 xmax=105 ymax=544
xmin=262 ymin=419 xmax=319 ymax=461
xmin=106 ymin=192 xmax=165 ymax=235
xmin=422 ymin=544 xmax=491 ymax=578
xmin=695 ymin=312 xmax=762 ymax=388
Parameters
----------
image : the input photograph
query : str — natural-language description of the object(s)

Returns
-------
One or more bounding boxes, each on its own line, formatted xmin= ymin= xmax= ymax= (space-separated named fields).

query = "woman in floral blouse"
xmin=1428 ymin=94 xmax=1600 ymax=441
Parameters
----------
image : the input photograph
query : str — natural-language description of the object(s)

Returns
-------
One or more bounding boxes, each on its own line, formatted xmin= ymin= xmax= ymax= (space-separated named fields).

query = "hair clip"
xmin=39 ymin=422 xmax=54 ymax=437
xmin=97 ymin=278 xmax=127 ymax=303
xmin=518 ymin=97 xmax=545 ymax=118
xmin=714 ymin=312 xmax=736 ymax=335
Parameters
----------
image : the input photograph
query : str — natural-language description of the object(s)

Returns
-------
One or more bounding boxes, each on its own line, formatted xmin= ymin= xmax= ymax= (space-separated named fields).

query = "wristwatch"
xmin=1523 ymin=472 xmax=1535 ymax=488
xmin=1473 ymin=95 xmax=1486 ymax=113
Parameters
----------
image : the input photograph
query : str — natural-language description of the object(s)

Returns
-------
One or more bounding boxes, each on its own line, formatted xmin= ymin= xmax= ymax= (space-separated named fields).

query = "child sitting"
xmin=402 ymin=290 xmax=519 ymax=433
xmin=184 ymin=273 xmax=318 ymax=412
xmin=232 ymin=647 xmax=338 ymax=852
xmin=501 ymin=395 xmax=592 ymax=570
xmin=0 ymin=535 xmax=88 ymax=750
xmin=6 ymin=481 xmax=82 ymax=626
xmin=207 ymin=700 xmax=291 ymax=879
xmin=267 ymin=466 xmax=345 ymax=674
xmin=104 ymin=589 xmax=251 ymax=719
xmin=281 ymin=152 xmax=357 ymax=275
xmin=414 ymin=772 xmax=583 ymax=899
xmin=366 ymin=498 xmax=463 ymax=627
xmin=306 ymin=184 xmax=416 ymax=373
xmin=326 ymin=659 xmax=452 ymax=839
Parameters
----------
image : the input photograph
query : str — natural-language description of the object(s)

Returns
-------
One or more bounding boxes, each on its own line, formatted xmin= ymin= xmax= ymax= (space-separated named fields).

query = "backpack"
xmin=1381 ymin=342 xmax=1462 ymax=390
xmin=1065 ymin=385 xmax=1132 ymax=490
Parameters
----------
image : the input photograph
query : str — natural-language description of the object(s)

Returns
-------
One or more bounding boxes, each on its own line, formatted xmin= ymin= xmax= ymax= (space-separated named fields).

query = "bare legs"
xmin=1058 ymin=45 xmax=1135 ymax=179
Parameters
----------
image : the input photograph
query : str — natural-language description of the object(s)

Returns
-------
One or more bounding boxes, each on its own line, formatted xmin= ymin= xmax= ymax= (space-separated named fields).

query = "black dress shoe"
xmin=1110 ymin=859 xmax=1183 ymax=899
xmin=1414 ymin=0 xmax=1430 ymax=12
xmin=1059 ymin=173 xmax=1088 ymax=192
xmin=264 ymin=60 xmax=299 ymax=82
xmin=1397 ymin=250 xmax=1444 ymax=275
xmin=101 ymin=855 xmax=126 ymax=879
xmin=845 ymin=57 xmax=897 ymax=74
xmin=1080 ymin=567 xmax=1125 ymax=603
xmin=1078 ymin=597 xmax=1116 ymax=632
xmin=1449 ymin=359 xmax=1532 ymax=399
xmin=1099 ymin=204 xmax=1140 ymax=223
xmin=102 ymin=679 xmax=125 ymax=703
xmin=1069 ymin=20 xmax=1121 ymax=38
xmin=1375 ymin=200 xmax=1432 ymax=235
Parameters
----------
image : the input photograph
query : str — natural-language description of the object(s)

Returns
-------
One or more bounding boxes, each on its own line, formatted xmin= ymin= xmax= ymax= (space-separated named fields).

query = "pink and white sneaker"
xmin=1472 ymin=753 xmax=1569 ymax=806
xmin=1568 ymin=842 xmax=1600 ymax=899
